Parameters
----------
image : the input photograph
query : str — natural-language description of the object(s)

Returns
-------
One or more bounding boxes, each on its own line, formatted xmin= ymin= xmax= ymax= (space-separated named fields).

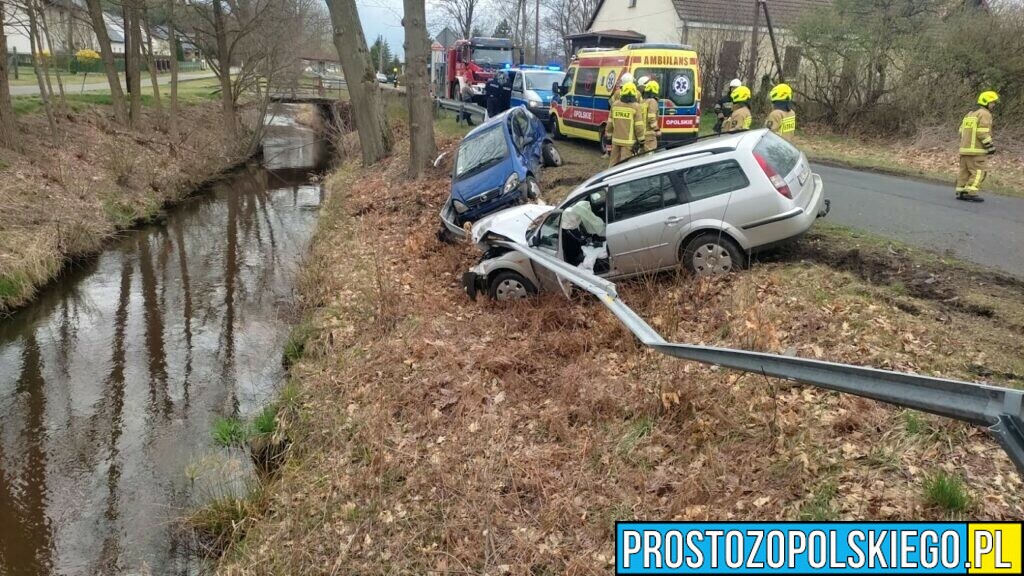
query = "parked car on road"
xmin=375 ymin=72 xmax=388 ymax=83
xmin=463 ymin=129 xmax=830 ymax=299
xmin=439 ymin=106 xmax=562 ymax=241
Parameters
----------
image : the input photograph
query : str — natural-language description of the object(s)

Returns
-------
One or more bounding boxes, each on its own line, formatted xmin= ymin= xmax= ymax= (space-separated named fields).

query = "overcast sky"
xmin=355 ymin=0 xmax=408 ymax=59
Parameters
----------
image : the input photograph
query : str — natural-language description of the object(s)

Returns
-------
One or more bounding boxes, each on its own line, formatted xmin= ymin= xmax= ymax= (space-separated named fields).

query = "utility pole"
xmin=760 ymin=0 xmax=783 ymax=81
xmin=12 ymin=48 xmax=18 ymax=80
xmin=533 ymin=0 xmax=539 ymax=64
xmin=745 ymin=0 xmax=760 ymax=88
xmin=378 ymin=34 xmax=384 ymax=72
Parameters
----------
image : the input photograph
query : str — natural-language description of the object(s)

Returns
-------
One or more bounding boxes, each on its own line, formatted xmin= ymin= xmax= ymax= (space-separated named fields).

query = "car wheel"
xmin=489 ymin=271 xmax=537 ymax=301
xmin=542 ymin=142 xmax=562 ymax=167
xmin=523 ymin=175 xmax=540 ymax=200
xmin=599 ymin=124 xmax=611 ymax=155
xmin=681 ymin=233 xmax=746 ymax=276
xmin=552 ymin=115 xmax=566 ymax=140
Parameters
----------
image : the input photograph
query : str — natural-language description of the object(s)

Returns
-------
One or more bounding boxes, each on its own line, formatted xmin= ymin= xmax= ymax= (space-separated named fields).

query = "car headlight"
xmin=453 ymin=199 xmax=469 ymax=214
xmin=528 ymin=100 xmax=540 ymax=108
xmin=503 ymin=173 xmax=520 ymax=194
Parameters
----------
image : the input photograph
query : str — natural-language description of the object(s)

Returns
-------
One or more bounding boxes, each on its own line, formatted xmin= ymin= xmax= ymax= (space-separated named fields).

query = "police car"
xmin=490 ymin=65 xmax=566 ymax=123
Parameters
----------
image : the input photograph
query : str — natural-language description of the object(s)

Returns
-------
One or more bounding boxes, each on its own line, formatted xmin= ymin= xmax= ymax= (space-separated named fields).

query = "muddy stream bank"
xmin=0 ymin=103 xmax=327 ymax=575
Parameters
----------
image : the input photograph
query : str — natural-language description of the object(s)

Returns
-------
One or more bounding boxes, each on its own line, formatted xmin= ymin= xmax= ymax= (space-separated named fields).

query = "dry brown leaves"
xmin=221 ymin=135 xmax=1024 ymax=575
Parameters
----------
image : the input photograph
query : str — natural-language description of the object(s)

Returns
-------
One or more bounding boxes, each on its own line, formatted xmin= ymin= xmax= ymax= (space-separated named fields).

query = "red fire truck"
xmin=445 ymin=37 xmax=515 ymax=103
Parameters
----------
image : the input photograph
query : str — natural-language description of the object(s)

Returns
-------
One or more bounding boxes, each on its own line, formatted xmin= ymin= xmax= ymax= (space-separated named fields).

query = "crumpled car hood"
xmin=470 ymin=204 xmax=550 ymax=246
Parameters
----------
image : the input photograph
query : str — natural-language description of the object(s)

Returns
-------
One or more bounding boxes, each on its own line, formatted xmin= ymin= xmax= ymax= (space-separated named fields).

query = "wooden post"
xmin=745 ymin=0 xmax=760 ymax=87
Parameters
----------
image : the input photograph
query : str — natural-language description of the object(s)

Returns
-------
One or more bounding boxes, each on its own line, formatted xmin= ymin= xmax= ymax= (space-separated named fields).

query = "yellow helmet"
xmin=978 ymin=90 xmax=999 ymax=106
xmin=769 ymin=83 xmax=793 ymax=102
xmin=730 ymin=85 xmax=751 ymax=104
xmin=643 ymin=79 xmax=660 ymax=95
xmin=620 ymin=82 xmax=639 ymax=99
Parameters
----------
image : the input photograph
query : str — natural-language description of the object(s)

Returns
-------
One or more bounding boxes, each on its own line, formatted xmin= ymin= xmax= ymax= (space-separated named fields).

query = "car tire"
xmin=523 ymin=175 xmax=540 ymax=200
xmin=489 ymin=271 xmax=537 ymax=301
xmin=599 ymin=124 xmax=611 ymax=155
xmin=542 ymin=142 xmax=562 ymax=167
xmin=681 ymin=233 xmax=746 ymax=276
xmin=552 ymin=115 xmax=566 ymax=140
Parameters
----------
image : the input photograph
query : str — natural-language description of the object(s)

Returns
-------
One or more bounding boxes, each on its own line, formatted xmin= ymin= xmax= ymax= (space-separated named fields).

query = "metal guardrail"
xmin=493 ymin=239 xmax=1024 ymax=475
xmin=435 ymin=97 xmax=487 ymax=123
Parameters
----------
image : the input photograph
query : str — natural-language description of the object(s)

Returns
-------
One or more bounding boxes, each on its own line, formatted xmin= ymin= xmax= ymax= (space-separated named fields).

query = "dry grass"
xmin=219 ymin=131 xmax=1023 ymax=574
xmin=0 ymin=103 xmax=243 ymax=312
xmin=794 ymin=124 xmax=1024 ymax=198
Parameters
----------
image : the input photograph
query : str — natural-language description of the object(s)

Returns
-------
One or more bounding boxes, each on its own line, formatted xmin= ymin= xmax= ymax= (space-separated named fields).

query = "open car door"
xmin=526 ymin=210 xmax=574 ymax=298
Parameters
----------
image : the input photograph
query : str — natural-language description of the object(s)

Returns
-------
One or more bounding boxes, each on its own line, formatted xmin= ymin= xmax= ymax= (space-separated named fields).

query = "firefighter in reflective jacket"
xmin=956 ymin=90 xmax=999 ymax=202
xmin=638 ymin=77 xmax=661 ymax=152
xmin=605 ymin=82 xmax=646 ymax=167
xmin=765 ymin=83 xmax=796 ymax=141
xmin=722 ymin=85 xmax=752 ymax=133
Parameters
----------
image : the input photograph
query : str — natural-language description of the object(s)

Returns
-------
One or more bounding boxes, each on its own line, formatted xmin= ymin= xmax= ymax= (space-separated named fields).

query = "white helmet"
xmin=728 ymin=78 xmax=742 ymax=89
xmin=636 ymin=75 xmax=651 ymax=87
xmin=620 ymin=72 xmax=634 ymax=85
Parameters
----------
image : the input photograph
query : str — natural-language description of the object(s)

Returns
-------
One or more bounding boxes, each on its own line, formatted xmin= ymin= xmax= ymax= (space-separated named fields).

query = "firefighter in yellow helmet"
xmin=722 ymin=85 xmax=752 ymax=133
xmin=605 ymin=81 xmax=646 ymax=167
xmin=956 ymin=90 xmax=999 ymax=202
xmin=638 ymin=77 xmax=661 ymax=152
xmin=766 ymin=83 xmax=796 ymax=141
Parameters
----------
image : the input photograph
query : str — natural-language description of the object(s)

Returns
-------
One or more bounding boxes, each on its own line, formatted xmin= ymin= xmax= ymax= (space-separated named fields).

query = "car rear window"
xmin=633 ymin=68 xmax=696 ymax=107
xmin=679 ymin=160 xmax=749 ymax=201
xmin=753 ymin=131 xmax=801 ymax=176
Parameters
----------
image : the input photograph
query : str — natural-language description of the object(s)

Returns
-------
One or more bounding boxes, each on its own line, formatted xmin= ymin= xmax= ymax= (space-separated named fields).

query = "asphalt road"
xmin=10 ymin=71 xmax=216 ymax=96
xmin=812 ymin=163 xmax=1024 ymax=277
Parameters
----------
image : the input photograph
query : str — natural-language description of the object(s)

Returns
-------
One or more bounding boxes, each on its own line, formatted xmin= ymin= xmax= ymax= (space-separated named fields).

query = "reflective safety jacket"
xmin=644 ymin=97 xmax=659 ymax=134
xmin=606 ymin=101 xmax=646 ymax=147
xmin=723 ymin=106 xmax=752 ymax=132
xmin=766 ymin=109 xmax=796 ymax=141
xmin=960 ymin=107 xmax=994 ymax=156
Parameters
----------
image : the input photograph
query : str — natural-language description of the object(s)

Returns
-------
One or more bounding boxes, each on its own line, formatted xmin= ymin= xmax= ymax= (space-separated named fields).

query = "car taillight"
xmin=754 ymin=152 xmax=792 ymax=199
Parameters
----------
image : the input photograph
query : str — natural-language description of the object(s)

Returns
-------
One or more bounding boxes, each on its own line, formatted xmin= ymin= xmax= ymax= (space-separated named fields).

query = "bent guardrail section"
xmin=493 ymin=239 xmax=1024 ymax=475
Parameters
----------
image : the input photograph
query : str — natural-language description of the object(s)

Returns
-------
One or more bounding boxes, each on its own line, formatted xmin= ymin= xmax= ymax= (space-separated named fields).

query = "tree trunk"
xmin=27 ymin=0 xmax=58 ymax=143
xmin=126 ymin=0 xmax=143 ymax=127
xmin=326 ymin=0 xmax=392 ymax=165
xmin=84 ymin=0 xmax=128 ymax=124
xmin=64 ymin=0 xmax=74 ymax=53
xmin=402 ymin=0 xmax=435 ymax=178
xmin=212 ymin=0 xmax=236 ymax=135
xmin=38 ymin=4 xmax=67 ymax=109
xmin=0 ymin=2 xmax=21 ymax=151
xmin=168 ymin=0 xmax=179 ymax=139
xmin=745 ymin=0 xmax=760 ymax=88
xmin=141 ymin=4 xmax=162 ymax=111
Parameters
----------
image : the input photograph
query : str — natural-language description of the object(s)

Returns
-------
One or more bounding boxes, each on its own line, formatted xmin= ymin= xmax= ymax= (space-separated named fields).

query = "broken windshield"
xmin=455 ymin=125 xmax=508 ymax=179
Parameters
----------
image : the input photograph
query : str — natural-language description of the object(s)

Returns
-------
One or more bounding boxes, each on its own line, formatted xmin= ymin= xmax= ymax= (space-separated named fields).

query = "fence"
xmin=9 ymin=52 xmax=203 ymax=75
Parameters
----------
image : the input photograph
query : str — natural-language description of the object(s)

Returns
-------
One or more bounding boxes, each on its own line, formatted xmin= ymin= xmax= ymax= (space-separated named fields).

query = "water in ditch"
xmin=0 ymin=103 xmax=327 ymax=575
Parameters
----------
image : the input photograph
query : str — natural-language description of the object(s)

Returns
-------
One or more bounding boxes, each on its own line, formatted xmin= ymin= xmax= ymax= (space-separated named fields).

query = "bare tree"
xmin=432 ymin=0 xmax=479 ymax=39
xmin=84 ymin=0 xmax=129 ymax=124
xmin=26 ymin=0 xmax=58 ymax=142
xmin=168 ymin=0 xmax=180 ymax=138
xmin=0 ymin=1 xmax=21 ymax=151
xmin=326 ymin=0 xmax=392 ymax=164
xmin=403 ymin=0 xmax=436 ymax=178
xmin=542 ymin=0 xmax=597 ymax=61
xmin=140 ymin=3 xmax=163 ymax=112
xmin=125 ymin=0 xmax=143 ymax=126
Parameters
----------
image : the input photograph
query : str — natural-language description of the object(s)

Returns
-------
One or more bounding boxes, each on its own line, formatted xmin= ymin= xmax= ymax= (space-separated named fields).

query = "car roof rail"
xmin=590 ymin=145 xmax=734 ymax=184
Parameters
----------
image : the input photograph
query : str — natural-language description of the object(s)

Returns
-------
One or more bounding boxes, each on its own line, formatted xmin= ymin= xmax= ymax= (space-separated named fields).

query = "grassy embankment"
xmin=702 ymin=111 xmax=1023 ymax=198
xmin=207 ymin=110 xmax=1023 ymax=573
xmin=0 ymin=77 xmax=242 ymax=311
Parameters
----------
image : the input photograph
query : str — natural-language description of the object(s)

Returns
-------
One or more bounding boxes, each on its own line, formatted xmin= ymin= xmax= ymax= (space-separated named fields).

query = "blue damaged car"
xmin=440 ymin=106 xmax=562 ymax=240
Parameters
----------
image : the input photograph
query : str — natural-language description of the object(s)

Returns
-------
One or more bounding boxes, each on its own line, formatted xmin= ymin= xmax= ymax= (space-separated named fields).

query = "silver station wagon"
xmin=463 ymin=129 xmax=830 ymax=300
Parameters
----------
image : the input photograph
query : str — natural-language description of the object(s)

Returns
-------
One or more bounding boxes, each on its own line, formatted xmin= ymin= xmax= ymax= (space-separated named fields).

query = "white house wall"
xmin=589 ymin=0 xmax=684 ymax=44
xmin=3 ymin=4 xmax=46 ymax=54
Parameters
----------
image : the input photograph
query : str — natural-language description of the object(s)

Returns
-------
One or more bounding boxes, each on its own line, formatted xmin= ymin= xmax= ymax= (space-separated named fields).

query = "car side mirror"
xmin=528 ymin=233 xmax=538 ymax=247
xmin=552 ymin=82 xmax=561 ymax=96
